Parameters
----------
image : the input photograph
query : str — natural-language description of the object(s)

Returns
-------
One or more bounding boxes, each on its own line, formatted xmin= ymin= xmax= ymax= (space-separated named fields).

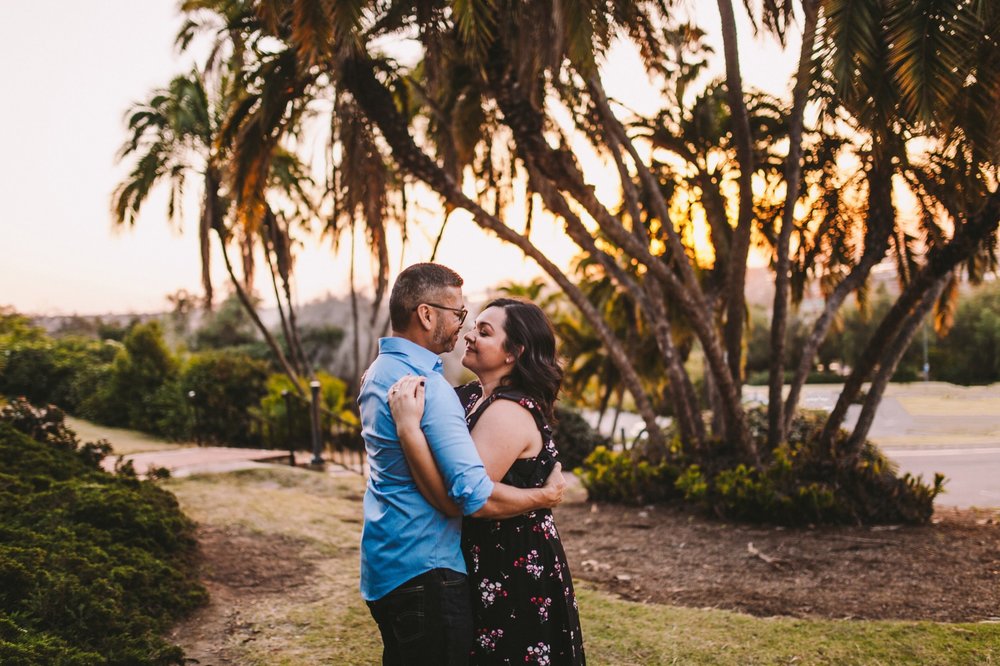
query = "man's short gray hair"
xmin=389 ymin=263 xmax=464 ymax=331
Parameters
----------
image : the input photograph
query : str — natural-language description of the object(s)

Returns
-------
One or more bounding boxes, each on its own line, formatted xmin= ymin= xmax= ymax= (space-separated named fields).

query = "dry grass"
xmin=163 ymin=467 xmax=1000 ymax=665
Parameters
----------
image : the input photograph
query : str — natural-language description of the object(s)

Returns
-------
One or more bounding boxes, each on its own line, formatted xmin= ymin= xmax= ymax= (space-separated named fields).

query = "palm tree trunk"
xmin=199 ymin=171 xmax=217 ymax=311
xmin=216 ymin=227 xmax=305 ymax=397
xmin=262 ymin=208 xmax=311 ymax=379
xmin=844 ymin=276 xmax=948 ymax=457
xmin=584 ymin=77 xmax=754 ymax=462
xmin=610 ymin=390 xmax=624 ymax=448
xmin=525 ymin=155 xmax=703 ymax=452
xmin=768 ymin=0 xmax=822 ymax=447
xmin=782 ymin=210 xmax=894 ymax=431
xmin=716 ymin=0 xmax=756 ymax=392
xmin=591 ymin=78 xmax=704 ymax=449
xmin=819 ymin=189 xmax=1000 ymax=449
xmin=340 ymin=55 xmax=668 ymax=452
xmin=349 ymin=225 xmax=362 ymax=393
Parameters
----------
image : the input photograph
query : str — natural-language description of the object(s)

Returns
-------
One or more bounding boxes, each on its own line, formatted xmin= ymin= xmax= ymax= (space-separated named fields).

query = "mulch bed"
xmin=554 ymin=502 xmax=1000 ymax=622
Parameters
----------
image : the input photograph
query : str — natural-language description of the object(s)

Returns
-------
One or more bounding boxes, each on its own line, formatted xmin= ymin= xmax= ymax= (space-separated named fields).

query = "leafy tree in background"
xmin=182 ymin=351 xmax=270 ymax=445
xmin=192 ymin=292 xmax=260 ymax=350
xmin=90 ymin=321 xmax=181 ymax=433
xmin=930 ymin=283 xmax=1000 ymax=385
xmin=112 ymin=65 xmax=318 ymax=402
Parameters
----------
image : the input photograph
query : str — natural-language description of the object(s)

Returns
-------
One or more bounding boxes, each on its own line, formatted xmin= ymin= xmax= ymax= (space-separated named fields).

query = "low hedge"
xmin=578 ymin=406 xmax=943 ymax=526
xmin=0 ymin=399 xmax=206 ymax=665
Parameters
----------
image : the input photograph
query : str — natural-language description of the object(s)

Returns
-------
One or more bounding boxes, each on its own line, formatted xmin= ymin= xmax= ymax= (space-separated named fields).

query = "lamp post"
xmin=309 ymin=380 xmax=324 ymax=467
xmin=282 ymin=389 xmax=295 ymax=466
xmin=187 ymin=390 xmax=201 ymax=447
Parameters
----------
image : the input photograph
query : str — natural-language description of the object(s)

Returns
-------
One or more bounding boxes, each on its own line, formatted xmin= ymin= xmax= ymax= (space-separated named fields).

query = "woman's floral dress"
xmin=457 ymin=382 xmax=586 ymax=665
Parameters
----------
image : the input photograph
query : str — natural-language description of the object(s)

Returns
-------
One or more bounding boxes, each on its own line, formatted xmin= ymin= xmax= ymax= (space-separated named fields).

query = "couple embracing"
xmin=359 ymin=263 xmax=586 ymax=665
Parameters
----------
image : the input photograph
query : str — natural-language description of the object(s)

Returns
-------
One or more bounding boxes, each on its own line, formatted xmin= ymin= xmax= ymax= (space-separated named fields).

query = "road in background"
xmin=887 ymin=447 xmax=1000 ymax=509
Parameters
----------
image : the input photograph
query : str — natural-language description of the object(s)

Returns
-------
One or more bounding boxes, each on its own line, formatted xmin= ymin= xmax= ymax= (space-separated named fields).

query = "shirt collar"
xmin=378 ymin=336 xmax=445 ymax=374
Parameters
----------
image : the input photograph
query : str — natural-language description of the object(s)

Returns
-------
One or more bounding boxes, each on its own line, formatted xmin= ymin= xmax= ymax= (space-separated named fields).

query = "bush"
xmin=0 ymin=398 xmax=205 ymax=665
xmin=579 ymin=406 xmax=942 ymax=525
xmin=578 ymin=446 xmax=680 ymax=505
xmin=182 ymin=351 xmax=270 ymax=446
xmin=552 ymin=406 xmax=611 ymax=470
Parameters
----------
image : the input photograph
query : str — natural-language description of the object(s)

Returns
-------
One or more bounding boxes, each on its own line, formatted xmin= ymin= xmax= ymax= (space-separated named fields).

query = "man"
xmin=358 ymin=262 xmax=566 ymax=665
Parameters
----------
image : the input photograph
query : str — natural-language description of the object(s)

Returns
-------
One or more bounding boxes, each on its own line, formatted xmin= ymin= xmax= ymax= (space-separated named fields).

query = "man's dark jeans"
xmin=366 ymin=568 xmax=473 ymax=665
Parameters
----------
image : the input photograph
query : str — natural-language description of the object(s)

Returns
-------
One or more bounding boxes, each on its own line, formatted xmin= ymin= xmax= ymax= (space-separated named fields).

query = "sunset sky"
xmin=1 ymin=1 xmax=794 ymax=316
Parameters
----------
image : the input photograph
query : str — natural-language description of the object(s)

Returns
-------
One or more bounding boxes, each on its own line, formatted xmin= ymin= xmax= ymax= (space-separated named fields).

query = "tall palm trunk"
xmin=844 ymin=276 xmax=948 ymax=456
xmin=215 ymin=223 xmax=305 ymax=397
xmin=590 ymin=77 xmax=705 ymax=449
xmin=782 ymin=188 xmax=895 ymax=431
xmin=768 ymin=0 xmax=821 ymax=447
xmin=263 ymin=207 xmax=311 ymax=378
xmin=349 ymin=225 xmax=362 ymax=393
xmin=716 ymin=0 xmax=756 ymax=392
xmin=340 ymin=55 xmax=668 ymax=452
xmin=199 ymin=170 xmax=218 ymax=310
xmin=586 ymin=76 xmax=753 ymax=458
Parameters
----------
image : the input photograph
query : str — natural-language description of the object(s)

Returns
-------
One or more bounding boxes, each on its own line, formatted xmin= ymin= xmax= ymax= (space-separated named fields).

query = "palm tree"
xmin=113 ymin=70 xmax=222 ymax=310
xmin=803 ymin=0 xmax=1000 ymax=452
xmin=113 ymin=63 xmax=319 ymax=396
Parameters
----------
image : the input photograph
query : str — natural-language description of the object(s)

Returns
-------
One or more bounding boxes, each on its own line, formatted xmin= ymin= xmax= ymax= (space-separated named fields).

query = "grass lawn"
xmin=65 ymin=415 xmax=190 ymax=455
xmin=163 ymin=466 xmax=1000 ymax=665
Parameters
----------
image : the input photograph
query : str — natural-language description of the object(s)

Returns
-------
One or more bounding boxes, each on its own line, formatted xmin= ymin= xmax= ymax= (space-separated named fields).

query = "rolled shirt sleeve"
xmin=421 ymin=373 xmax=494 ymax=515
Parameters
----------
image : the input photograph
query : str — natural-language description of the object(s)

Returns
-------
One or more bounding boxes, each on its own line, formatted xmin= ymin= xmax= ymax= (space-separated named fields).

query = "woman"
xmin=389 ymin=297 xmax=585 ymax=665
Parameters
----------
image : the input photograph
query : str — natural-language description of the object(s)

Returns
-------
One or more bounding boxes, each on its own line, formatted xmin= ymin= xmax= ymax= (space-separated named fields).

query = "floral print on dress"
xmin=530 ymin=596 xmax=553 ymax=622
xmin=476 ymin=628 xmax=504 ymax=652
xmin=456 ymin=382 xmax=586 ymax=665
xmin=532 ymin=513 xmax=559 ymax=540
xmin=514 ymin=550 xmax=544 ymax=579
xmin=479 ymin=578 xmax=507 ymax=608
xmin=525 ymin=641 xmax=552 ymax=665
xmin=470 ymin=544 xmax=481 ymax=574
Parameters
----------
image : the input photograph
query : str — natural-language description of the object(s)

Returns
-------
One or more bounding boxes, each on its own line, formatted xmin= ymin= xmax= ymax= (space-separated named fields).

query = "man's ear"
xmin=415 ymin=304 xmax=434 ymax=332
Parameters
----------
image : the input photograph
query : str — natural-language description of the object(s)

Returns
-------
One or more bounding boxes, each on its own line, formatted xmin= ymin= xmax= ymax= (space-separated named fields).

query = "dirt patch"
xmin=167 ymin=525 xmax=324 ymax=665
xmin=554 ymin=503 xmax=1000 ymax=622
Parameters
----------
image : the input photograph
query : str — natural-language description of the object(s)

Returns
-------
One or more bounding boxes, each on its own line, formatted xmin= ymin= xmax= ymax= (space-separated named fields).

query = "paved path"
xmin=101 ymin=446 xmax=298 ymax=478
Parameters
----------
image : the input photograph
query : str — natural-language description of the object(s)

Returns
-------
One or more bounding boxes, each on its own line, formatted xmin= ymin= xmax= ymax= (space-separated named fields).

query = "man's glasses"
xmin=417 ymin=302 xmax=468 ymax=326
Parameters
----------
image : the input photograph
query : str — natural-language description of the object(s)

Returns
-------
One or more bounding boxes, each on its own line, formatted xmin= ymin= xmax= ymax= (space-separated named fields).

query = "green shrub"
xmin=181 ymin=351 xmax=270 ymax=446
xmin=0 ymin=399 xmax=205 ymax=665
xmin=579 ymin=406 xmax=942 ymax=525
xmin=578 ymin=446 xmax=680 ymax=505
xmin=552 ymin=406 xmax=611 ymax=470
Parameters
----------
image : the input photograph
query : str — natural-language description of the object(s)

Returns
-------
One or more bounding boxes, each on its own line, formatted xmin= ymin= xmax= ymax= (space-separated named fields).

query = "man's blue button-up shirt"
xmin=358 ymin=337 xmax=495 ymax=601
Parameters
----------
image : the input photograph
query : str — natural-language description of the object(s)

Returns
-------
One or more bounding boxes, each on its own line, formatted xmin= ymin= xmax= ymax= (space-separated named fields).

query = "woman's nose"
xmin=464 ymin=330 xmax=475 ymax=344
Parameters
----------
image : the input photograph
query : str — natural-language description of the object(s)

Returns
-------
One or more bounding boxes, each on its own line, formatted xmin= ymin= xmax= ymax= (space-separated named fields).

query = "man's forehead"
xmin=432 ymin=285 xmax=464 ymax=303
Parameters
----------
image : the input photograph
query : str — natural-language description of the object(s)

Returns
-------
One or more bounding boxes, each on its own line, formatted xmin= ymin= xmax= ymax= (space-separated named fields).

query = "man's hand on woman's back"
xmin=541 ymin=462 xmax=567 ymax=507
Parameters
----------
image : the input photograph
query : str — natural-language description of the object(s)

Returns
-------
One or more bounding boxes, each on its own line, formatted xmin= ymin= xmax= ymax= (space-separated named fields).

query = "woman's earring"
xmin=506 ymin=357 xmax=513 ymax=364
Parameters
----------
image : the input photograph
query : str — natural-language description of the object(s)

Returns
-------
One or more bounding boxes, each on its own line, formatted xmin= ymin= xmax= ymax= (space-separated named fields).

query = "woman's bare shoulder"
xmin=473 ymin=398 xmax=541 ymax=442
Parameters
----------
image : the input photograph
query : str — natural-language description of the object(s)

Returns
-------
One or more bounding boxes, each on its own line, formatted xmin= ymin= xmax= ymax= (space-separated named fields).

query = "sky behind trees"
xmin=1 ymin=1 xmax=793 ymax=315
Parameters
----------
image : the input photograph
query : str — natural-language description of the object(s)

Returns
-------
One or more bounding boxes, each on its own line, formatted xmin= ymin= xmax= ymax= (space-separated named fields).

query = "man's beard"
xmin=432 ymin=319 xmax=458 ymax=353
